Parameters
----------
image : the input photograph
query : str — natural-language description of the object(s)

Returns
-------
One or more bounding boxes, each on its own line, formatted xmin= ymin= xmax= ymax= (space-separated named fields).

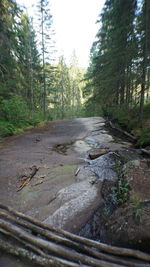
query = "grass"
xmin=131 ymin=195 xmax=142 ymax=222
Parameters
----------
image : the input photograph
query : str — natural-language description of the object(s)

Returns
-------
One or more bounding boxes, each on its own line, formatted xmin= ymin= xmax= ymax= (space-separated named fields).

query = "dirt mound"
xmin=104 ymin=159 xmax=150 ymax=253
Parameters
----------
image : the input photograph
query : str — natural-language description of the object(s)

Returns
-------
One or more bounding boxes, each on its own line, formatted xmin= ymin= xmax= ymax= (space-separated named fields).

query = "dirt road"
xmin=0 ymin=118 xmax=103 ymax=227
xmin=1 ymin=117 xmax=150 ymax=267
xmin=0 ymin=117 xmax=131 ymax=232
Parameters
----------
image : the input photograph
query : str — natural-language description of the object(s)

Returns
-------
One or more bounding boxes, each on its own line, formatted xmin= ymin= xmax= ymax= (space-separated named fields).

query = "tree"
xmin=84 ymin=0 xmax=137 ymax=114
xmin=51 ymin=56 xmax=71 ymax=119
xmin=37 ymin=0 xmax=54 ymax=118
xmin=138 ymin=0 xmax=150 ymax=122
xmin=69 ymin=51 xmax=82 ymax=117
xmin=0 ymin=0 xmax=21 ymax=98
xmin=16 ymin=13 xmax=41 ymax=110
xmin=48 ymin=53 xmax=84 ymax=120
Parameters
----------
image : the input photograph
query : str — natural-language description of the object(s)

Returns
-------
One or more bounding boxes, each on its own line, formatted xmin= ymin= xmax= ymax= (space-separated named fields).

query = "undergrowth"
xmin=104 ymin=102 xmax=150 ymax=147
xmin=0 ymin=95 xmax=44 ymax=138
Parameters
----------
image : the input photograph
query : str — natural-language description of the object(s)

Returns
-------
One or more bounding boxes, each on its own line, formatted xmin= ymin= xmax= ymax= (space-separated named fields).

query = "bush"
xmin=1 ymin=95 xmax=29 ymax=126
xmin=0 ymin=121 xmax=15 ymax=137
xmin=143 ymin=102 xmax=150 ymax=119
xmin=137 ymin=127 xmax=150 ymax=147
xmin=0 ymin=95 xmax=44 ymax=138
xmin=28 ymin=111 xmax=44 ymax=126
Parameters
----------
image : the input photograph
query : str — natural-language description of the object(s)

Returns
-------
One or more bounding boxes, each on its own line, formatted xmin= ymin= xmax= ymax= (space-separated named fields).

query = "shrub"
xmin=143 ymin=102 xmax=150 ymax=119
xmin=137 ymin=127 xmax=150 ymax=147
xmin=0 ymin=95 xmax=44 ymax=138
xmin=0 ymin=121 xmax=15 ymax=137
xmin=28 ymin=111 xmax=44 ymax=126
xmin=1 ymin=95 xmax=29 ymax=126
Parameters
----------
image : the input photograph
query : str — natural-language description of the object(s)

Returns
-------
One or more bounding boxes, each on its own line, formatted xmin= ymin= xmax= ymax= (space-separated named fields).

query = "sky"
xmin=16 ymin=0 xmax=105 ymax=67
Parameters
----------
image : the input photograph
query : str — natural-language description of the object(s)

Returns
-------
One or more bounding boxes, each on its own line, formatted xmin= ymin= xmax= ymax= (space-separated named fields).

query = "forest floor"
xmin=0 ymin=117 xmax=150 ymax=266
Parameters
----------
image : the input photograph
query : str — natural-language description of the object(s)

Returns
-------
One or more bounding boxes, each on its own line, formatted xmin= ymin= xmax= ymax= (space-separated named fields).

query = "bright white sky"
xmin=16 ymin=0 xmax=105 ymax=67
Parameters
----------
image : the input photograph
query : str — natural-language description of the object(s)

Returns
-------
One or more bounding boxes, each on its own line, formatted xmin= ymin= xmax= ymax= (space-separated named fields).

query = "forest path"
xmin=0 ymin=117 xmax=131 ymax=233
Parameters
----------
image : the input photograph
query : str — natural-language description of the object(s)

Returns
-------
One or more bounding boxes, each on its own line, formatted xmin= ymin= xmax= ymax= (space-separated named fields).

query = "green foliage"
xmin=0 ymin=121 xmax=15 ymax=138
xmin=136 ymin=127 xmax=150 ymax=146
xmin=143 ymin=102 xmax=150 ymax=119
xmin=102 ymin=102 xmax=150 ymax=147
xmin=49 ymin=53 xmax=84 ymax=120
xmin=102 ymin=206 xmax=111 ymax=219
xmin=28 ymin=111 xmax=44 ymax=126
xmin=112 ymin=163 xmax=131 ymax=205
xmin=113 ymin=176 xmax=130 ymax=205
xmin=103 ymin=106 xmax=137 ymax=131
xmin=131 ymin=197 xmax=142 ymax=222
xmin=0 ymin=95 xmax=44 ymax=138
xmin=83 ymin=0 xmax=150 ymax=125
xmin=1 ymin=95 xmax=29 ymax=126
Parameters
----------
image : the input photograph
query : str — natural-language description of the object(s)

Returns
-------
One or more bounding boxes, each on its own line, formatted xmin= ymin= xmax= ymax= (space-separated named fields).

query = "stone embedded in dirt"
xmin=89 ymin=148 xmax=110 ymax=159
xmin=44 ymin=180 xmax=102 ymax=232
xmin=85 ymin=152 xmax=119 ymax=181
xmin=35 ymin=136 xmax=41 ymax=142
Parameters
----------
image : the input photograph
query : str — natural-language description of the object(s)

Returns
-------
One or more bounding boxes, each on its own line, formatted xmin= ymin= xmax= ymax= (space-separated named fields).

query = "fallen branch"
xmin=0 ymin=218 xmax=123 ymax=267
xmin=0 ymin=203 xmax=150 ymax=266
xmin=141 ymin=149 xmax=150 ymax=156
xmin=17 ymin=165 xmax=39 ymax=191
xmin=0 ymin=239 xmax=78 ymax=267
xmin=0 ymin=211 xmax=143 ymax=267
xmin=108 ymin=121 xmax=137 ymax=142
xmin=75 ymin=168 xmax=80 ymax=176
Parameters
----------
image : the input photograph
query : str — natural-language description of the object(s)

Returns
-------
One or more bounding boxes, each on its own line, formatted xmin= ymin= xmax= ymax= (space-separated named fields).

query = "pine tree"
xmin=138 ymin=0 xmax=150 ymax=122
xmin=0 ymin=0 xmax=21 ymax=98
xmin=37 ymin=0 xmax=54 ymax=118
xmin=16 ymin=13 xmax=41 ymax=110
xmin=69 ymin=51 xmax=82 ymax=117
xmin=84 ymin=0 xmax=137 ymax=113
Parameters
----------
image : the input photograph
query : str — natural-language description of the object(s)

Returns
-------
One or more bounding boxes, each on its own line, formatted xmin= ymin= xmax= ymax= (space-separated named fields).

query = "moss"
xmin=60 ymin=165 xmax=76 ymax=171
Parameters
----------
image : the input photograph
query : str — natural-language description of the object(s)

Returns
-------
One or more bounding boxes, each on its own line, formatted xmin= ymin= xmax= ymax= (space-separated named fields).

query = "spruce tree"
xmin=37 ymin=0 xmax=54 ymax=118
xmin=16 ymin=13 xmax=41 ymax=110
xmin=138 ymin=0 xmax=150 ymax=122
xmin=84 ymin=0 xmax=137 ymax=113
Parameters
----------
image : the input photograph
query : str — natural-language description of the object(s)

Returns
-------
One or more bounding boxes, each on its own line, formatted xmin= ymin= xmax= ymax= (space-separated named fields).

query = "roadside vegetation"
xmin=83 ymin=0 xmax=150 ymax=147
xmin=0 ymin=0 xmax=85 ymax=139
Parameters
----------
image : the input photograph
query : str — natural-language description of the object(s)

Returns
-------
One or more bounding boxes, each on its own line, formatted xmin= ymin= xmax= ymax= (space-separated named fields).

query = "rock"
xmin=85 ymin=152 xmax=119 ymax=181
xmin=35 ymin=137 xmax=41 ymax=142
xmin=89 ymin=177 xmax=97 ymax=185
xmin=44 ymin=180 xmax=102 ymax=233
